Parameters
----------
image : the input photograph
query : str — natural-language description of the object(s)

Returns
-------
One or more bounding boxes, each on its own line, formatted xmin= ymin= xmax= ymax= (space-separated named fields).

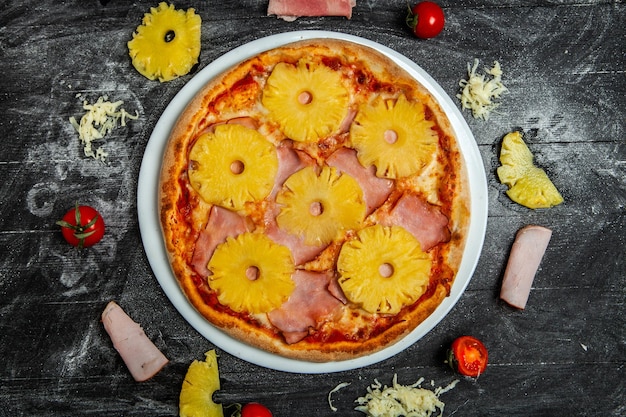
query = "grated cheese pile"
xmin=69 ymin=95 xmax=138 ymax=162
xmin=457 ymin=59 xmax=507 ymax=120
xmin=352 ymin=375 xmax=459 ymax=417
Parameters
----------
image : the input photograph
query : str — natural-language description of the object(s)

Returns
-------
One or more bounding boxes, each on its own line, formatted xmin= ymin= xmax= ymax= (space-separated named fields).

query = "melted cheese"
xmin=457 ymin=59 xmax=507 ymax=120
xmin=69 ymin=95 xmax=138 ymax=161
xmin=353 ymin=375 xmax=458 ymax=417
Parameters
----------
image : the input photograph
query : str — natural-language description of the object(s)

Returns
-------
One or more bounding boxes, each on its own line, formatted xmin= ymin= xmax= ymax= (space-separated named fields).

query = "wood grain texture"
xmin=0 ymin=0 xmax=624 ymax=416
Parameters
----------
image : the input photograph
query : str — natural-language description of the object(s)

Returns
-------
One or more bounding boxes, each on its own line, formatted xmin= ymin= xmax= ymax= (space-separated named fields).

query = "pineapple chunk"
xmin=497 ymin=131 xmax=563 ymax=209
xmin=276 ymin=166 xmax=366 ymax=246
xmin=350 ymin=94 xmax=438 ymax=179
xmin=262 ymin=60 xmax=349 ymax=142
xmin=337 ymin=225 xmax=431 ymax=315
xmin=208 ymin=232 xmax=295 ymax=314
xmin=179 ymin=350 xmax=223 ymax=417
xmin=188 ymin=124 xmax=278 ymax=211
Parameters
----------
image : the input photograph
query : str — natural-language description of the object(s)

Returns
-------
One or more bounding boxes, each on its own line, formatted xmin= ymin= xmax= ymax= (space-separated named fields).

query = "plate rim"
xmin=137 ymin=30 xmax=488 ymax=374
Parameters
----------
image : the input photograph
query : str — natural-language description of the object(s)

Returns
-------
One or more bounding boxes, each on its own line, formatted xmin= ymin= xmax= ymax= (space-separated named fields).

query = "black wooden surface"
xmin=1 ymin=0 xmax=624 ymax=416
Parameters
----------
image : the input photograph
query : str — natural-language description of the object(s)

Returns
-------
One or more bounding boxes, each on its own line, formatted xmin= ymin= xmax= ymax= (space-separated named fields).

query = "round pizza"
xmin=159 ymin=38 xmax=470 ymax=362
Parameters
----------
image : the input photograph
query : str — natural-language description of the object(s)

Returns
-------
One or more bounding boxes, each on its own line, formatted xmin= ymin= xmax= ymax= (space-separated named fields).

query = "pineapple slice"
xmin=188 ymin=124 xmax=278 ymax=211
xmin=128 ymin=2 xmax=201 ymax=82
xmin=350 ymin=94 xmax=438 ymax=179
xmin=497 ymin=131 xmax=563 ymax=209
xmin=337 ymin=225 xmax=431 ymax=315
xmin=179 ymin=350 xmax=224 ymax=417
xmin=276 ymin=166 xmax=366 ymax=246
xmin=262 ymin=60 xmax=349 ymax=143
xmin=208 ymin=232 xmax=295 ymax=314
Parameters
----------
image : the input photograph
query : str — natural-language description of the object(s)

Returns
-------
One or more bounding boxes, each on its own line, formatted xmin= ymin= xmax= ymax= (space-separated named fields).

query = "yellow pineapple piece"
xmin=276 ymin=166 xmax=366 ymax=246
xmin=208 ymin=232 xmax=295 ymax=314
xmin=128 ymin=2 xmax=201 ymax=82
xmin=497 ymin=131 xmax=563 ymax=209
xmin=262 ymin=60 xmax=349 ymax=142
xmin=350 ymin=94 xmax=438 ymax=179
xmin=179 ymin=350 xmax=223 ymax=417
xmin=188 ymin=124 xmax=278 ymax=211
xmin=337 ymin=225 xmax=431 ymax=315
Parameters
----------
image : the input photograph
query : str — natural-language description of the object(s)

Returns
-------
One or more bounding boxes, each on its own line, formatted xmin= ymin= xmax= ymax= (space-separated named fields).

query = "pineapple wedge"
xmin=208 ymin=232 xmax=295 ymax=314
xmin=497 ymin=131 xmax=563 ymax=209
xmin=179 ymin=350 xmax=223 ymax=417
xmin=262 ymin=60 xmax=349 ymax=142
xmin=188 ymin=124 xmax=278 ymax=211
xmin=337 ymin=225 xmax=431 ymax=315
xmin=350 ymin=94 xmax=438 ymax=179
xmin=276 ymin=166 xmax=366 ymax=246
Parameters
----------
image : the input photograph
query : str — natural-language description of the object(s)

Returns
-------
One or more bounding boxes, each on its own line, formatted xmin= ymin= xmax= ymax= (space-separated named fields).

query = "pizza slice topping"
xmin=188 ymin=124 xmax=278 ymax=211
xmin=350 ymin=94 xmax=438 ymax=179
xmin=262 ymin=60 xmax=350 ymax=143
xmin=337 ymin=225 xmax=431 ymax=315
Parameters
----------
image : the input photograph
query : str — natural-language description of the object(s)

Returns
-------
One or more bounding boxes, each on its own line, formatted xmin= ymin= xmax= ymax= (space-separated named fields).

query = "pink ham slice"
xmin=268 ymin=270 xmax=343 ymax=344
xmin=327 ymin=147 xmax=394 ymax=215
xmin=101 ymin=301 xmax=168 ymax=382
xmin=271 ymin=141 xmax=316 ymax=198
xmin=268 ymin=0 xmax=356 ymax=20
xmin=191 ymin=206 xmax=249 ymax=278
xmin=500 ymin=225 xmax=552 ymax=309
xmin=265 ymin=203 xmax=328 ymax=265
xmin=379 ymin=193 xmax=451 ymax=252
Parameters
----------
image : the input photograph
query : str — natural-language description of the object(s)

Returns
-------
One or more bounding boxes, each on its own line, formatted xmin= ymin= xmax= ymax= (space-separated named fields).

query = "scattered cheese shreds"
xmin=457 ymin=59 xmax=508 ymax=120
xmin=328 ymin=382 xmax=351 ymax=412
xmin=353 ymin=374 xmax=459 ymax=417
xmin=69 ymin=95 xmax=138 ymax=162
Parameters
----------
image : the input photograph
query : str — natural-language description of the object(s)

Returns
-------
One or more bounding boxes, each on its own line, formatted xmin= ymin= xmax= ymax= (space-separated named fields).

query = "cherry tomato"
xmin=57 ymin=203 xmax=105 ymax=248
xmin=447 ymin=335 xmax=488 ymax=377
xmin=241 ymin=403 xmax=273 ymax=417
xmin=406 ymin=1 xmax=445 ymax=39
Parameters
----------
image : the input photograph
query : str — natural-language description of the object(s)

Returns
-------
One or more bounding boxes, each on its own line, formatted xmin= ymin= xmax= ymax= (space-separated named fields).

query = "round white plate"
xmin=137 ymin=30 xmax=488 ymax=374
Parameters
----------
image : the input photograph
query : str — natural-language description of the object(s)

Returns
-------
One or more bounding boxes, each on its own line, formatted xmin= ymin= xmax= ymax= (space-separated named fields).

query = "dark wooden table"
xmin=1 ymin=1 xmax=624 ymax=416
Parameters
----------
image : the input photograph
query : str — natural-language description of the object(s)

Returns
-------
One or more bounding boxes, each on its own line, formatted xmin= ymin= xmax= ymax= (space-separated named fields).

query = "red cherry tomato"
xmin=406 ymin=1 xmax=445 ymax=39
xmin=447 ymin=336 xmax=488 ymax=377
xmin=241 ymin=403 xmax=273 ymax=417
xmin=57 ymin=204 xmax=105 ymax=248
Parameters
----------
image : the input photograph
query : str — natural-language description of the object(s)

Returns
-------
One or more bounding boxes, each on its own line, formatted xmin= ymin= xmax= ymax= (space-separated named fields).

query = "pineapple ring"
xmin=337 ymin=225 xmax=431 ymax=315
xmin=262 ymin=61 xmax=349 ymax=142
xmin=276 ymin=166 xmax=366 ymax=246
xmin=188 ymin=124 xmax=278 ymax=211
xmin=128 ymin=2 xmax=201 ymax=82
xmin=350 ymin=94 xmax=438 ymax=179
xmin=208 ymin=232 xmax=295 ymax=314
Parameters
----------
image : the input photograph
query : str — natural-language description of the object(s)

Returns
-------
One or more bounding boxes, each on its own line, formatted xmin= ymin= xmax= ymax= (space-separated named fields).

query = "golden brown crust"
xmin=159 ymin=38 xmax=470 ymax=362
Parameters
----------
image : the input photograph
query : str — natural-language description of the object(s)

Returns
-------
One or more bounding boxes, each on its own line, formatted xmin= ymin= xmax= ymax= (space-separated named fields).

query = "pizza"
xmin=159 ymin=38 xmax=470 ymax=362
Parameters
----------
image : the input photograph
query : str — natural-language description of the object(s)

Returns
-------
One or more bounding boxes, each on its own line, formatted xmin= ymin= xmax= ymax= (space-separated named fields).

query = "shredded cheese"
xmin=69 ymin=95 xmax=138 ymax=162
xmin=328 ymin=382 xmax=351 ymax=412
xmin=352 ymin=374 xmax=458 ymax=417
xmin=457 ymin=59 xmax=507 ymax=120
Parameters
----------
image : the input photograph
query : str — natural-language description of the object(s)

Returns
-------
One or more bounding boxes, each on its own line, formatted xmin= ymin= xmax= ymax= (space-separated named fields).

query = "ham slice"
xmin=191 ymin=206 xmax=249 ymax=277
xmin=268 ymin=0 xmax=356 ymax=21
xmin=268 ymin=270 xmax=343 ymax=344
xmin=271 ymin=140 xmax=316 ymax=198
xmin=101 ymin=301 xmax=168 ymax=382
xmin=379 ymin=193 xmax=450 ymax=251
xmin=500 ymin=225 xmax=552 ymax=309
xmin=327 ymin=147 xmax=393 ymax=215
xmin=265 ymin=203 xmax=328 ymax=265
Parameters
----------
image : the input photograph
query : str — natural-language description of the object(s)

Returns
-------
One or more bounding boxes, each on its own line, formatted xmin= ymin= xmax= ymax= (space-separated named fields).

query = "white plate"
xmin=137 ymin=30 xmax=488 ymax=374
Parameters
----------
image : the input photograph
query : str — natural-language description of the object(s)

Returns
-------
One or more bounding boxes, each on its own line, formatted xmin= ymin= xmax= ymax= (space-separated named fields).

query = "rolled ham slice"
xmin=268 ymin=0 xmax=356 ymax=21
xmin=102 ymin=301 xmax=169 ymax=382
xmin=500 ymin=225 xmax=552 ymax=309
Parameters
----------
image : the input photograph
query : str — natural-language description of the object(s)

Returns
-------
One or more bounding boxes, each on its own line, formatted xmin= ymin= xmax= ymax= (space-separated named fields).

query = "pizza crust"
xmin=159 ymin=38 xmax=470 ymax=362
